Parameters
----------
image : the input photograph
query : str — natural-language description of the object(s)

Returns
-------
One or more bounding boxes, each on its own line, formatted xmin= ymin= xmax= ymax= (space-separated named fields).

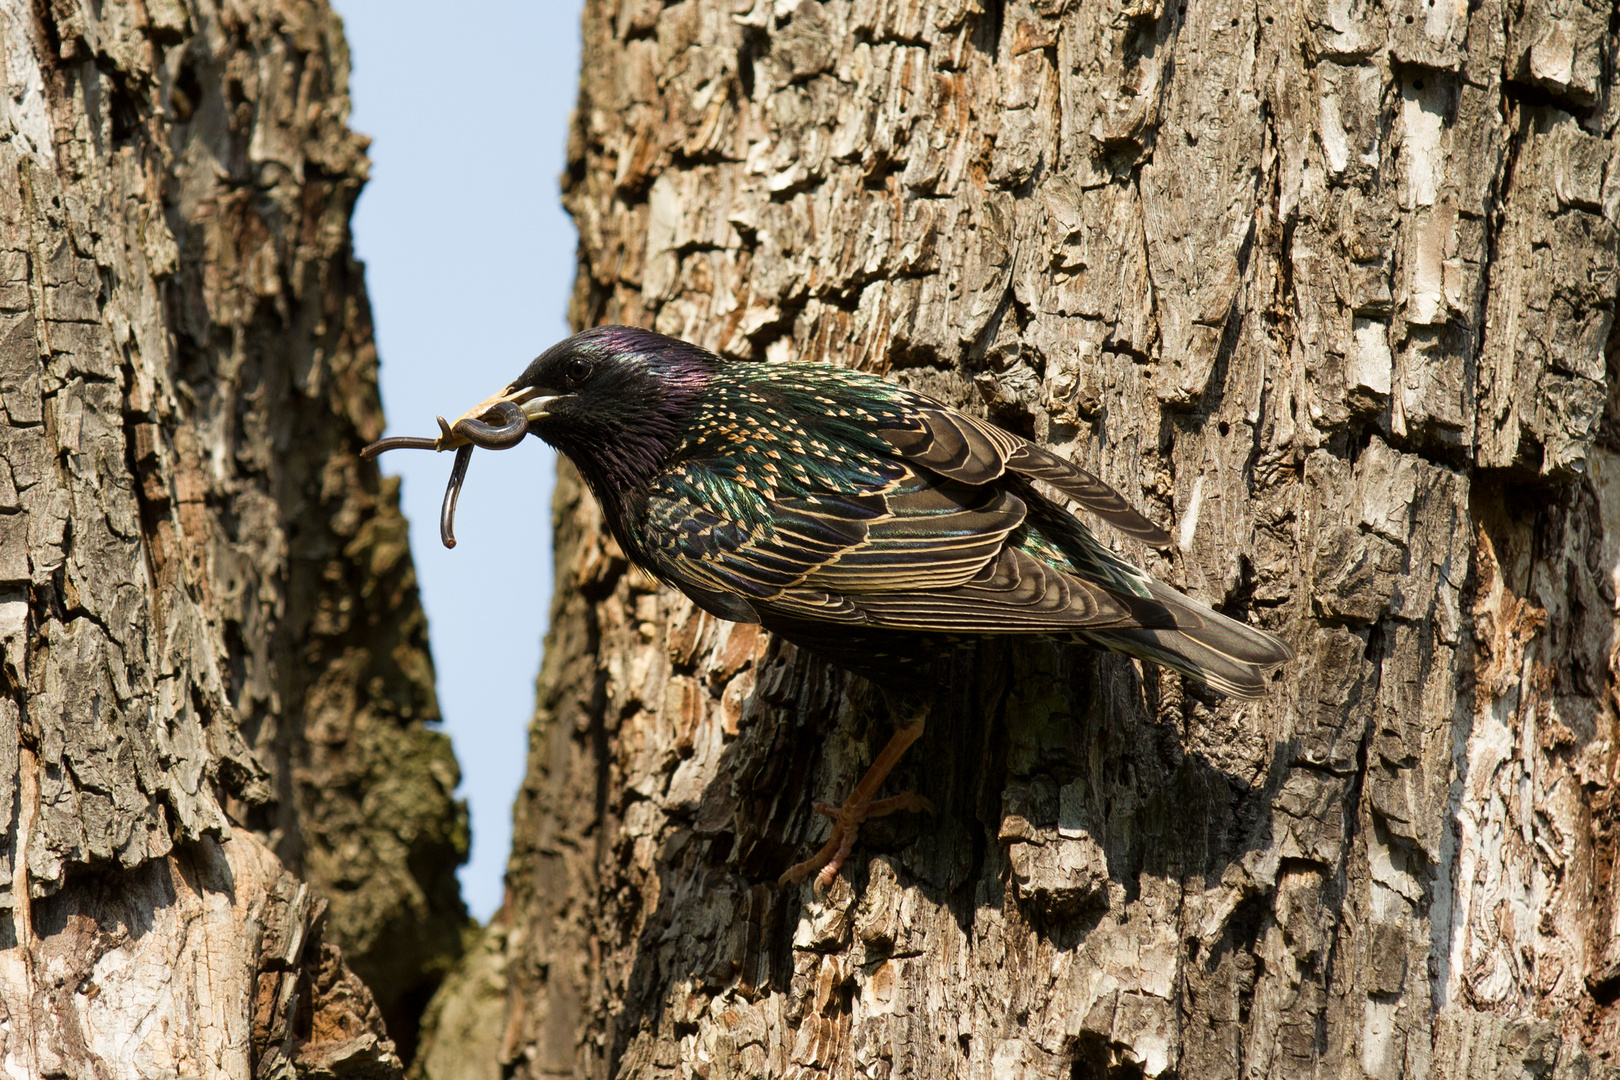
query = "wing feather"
xmin=879 ymin=405 xmax=1171 ymax=546
xmin=640 ymin=462 xmax=1026 ymax=608
xmin=806 ymin=483 xmax=1025 ymax=592
xmin=795 ymin=548 xmax=1150 ymax=632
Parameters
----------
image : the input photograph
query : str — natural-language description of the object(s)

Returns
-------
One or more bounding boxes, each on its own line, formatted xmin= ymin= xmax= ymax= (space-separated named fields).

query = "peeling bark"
xmin=418 ymin=1 xmax=1620 ymax=1078
xmin=0 ymin=0 xmax=468 ymax=1072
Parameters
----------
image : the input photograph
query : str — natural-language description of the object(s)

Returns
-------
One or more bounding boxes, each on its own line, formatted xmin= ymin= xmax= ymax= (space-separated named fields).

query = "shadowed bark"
xmin=0 ymin=0 xmax=469 ymax=1072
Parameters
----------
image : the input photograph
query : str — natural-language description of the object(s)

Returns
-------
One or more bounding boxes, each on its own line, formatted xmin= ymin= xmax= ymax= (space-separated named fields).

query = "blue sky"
xmin=335 ymin=1 xmax=585 ymax=921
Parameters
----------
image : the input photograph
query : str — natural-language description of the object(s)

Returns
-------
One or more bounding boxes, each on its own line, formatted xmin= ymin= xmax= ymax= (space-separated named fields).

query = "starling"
xmin=364 ymin=325 xmax=1293 ymax=891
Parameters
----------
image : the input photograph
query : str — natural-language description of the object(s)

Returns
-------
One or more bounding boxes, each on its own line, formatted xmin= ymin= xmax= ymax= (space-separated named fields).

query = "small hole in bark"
xmin=736 ymin=26 xmax=766 ymax=99
xmin=1363 ymin=621 xmax=1386 ymax=663
xmin=109 ymin=90 xmax=141 ymax=146
xmin=1230 ymin=17 xmax=1239 ymax=25
xmin=1218 ymin=420 xmax=1231 ymax=436
xmin=1414 ymin=78 xmax=1426 ymax=89
xmin=1071 ymin=1046 xmax=1145 ymax=1080
xmin=985 ymin=0 xmax=1006 ymax=55
xmin=1405 ymin=13 xmax=1415 ymax=21
xmin=174 ymin=58 xmax=204 ymax=123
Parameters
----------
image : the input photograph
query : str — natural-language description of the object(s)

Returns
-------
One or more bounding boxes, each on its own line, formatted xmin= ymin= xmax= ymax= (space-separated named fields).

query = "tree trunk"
xmin=415 ymin=1 xmax=1620 ymax=1078
xmin=0 ymin=0 xmax=468 ymax=1073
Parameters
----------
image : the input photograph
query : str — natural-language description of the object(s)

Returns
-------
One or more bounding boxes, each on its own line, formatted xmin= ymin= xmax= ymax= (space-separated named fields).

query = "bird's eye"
xmin=562 ymin=357 xmax=593 ymax=385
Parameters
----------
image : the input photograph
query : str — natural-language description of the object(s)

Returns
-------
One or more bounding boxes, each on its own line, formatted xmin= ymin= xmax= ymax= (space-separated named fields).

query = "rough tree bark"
xmin=0 ymin=0 xmax=468 ymax=1074
xmin=414 ymin=0 xmax=1620 ymax=1078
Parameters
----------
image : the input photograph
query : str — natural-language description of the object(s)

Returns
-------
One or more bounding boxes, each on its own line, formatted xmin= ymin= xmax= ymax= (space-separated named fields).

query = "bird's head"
xmin=449 ymin=325 xmax=721 ymax=495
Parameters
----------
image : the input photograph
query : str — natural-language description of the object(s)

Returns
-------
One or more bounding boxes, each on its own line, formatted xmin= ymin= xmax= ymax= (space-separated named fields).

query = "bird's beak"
xmin=439 ymin=386 xmax=567 ymax=450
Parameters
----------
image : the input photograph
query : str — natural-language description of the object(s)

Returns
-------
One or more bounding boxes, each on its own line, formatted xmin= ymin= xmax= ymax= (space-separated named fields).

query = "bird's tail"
xmin=1080 ymin=580 xmax=1293 ymax=700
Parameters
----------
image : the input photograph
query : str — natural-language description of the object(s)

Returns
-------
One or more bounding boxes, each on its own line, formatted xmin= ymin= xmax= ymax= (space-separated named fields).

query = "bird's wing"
xmin=642 ymin=459 xmax=1185 ymax=636
xmin=640 ymin=461 xmax=1029 ymax=619
xmin=766 ymin=545 xmax=1151 ymax=631
xmin=876 ymin=402 xmax=1172 ymax=546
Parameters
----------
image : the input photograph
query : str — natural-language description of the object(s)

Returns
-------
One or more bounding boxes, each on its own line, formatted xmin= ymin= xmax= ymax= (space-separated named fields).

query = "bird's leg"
xmin=779 ymin=701 xmax=934 ymax=894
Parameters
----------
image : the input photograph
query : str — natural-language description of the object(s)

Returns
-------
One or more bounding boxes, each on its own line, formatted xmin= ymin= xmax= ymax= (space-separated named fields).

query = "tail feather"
xmin=1083 ymin=581 xmax=1293 ymax=700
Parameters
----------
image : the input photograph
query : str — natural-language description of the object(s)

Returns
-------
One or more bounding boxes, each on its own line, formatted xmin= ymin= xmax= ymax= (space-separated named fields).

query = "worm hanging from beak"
xmin=360 ymin=400 xmax=530 ymax=548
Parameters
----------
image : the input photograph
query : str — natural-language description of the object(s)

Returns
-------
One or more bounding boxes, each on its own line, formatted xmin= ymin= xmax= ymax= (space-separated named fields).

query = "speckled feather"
xmin=509 ymin=326 xmax=1292 ymax=698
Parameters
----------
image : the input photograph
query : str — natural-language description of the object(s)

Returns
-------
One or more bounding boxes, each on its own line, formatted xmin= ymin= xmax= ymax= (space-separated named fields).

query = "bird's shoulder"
xmin=662 ymin=363 xmax=918 ymax=498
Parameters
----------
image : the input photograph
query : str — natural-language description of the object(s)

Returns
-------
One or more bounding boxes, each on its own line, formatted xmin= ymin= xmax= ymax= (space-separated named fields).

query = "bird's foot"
xmin=778 ymin=720 xmax=933 ymax=895
xmin=780 ymin=791 xmax=935 ymax=895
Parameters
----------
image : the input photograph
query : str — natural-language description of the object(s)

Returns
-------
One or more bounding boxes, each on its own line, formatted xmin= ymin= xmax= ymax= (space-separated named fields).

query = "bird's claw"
xmin=779 ymin=788 xmax=935 ymax=896
xmin=779 ymin=717 xmax=930 ymax=895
